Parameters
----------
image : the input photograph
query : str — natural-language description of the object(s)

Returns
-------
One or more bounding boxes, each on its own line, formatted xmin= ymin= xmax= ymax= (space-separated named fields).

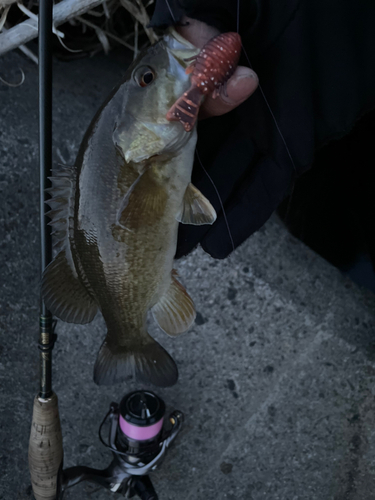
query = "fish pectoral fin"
xmin=117 ymin=170 xmax=168 ymax=230
xmin=42 ymin=250 xmax=98 ymax=324
xmin=176 ymin=183 xmax=217 ymax=225
xmin=94 ymin=335 xmax=178 ymax=387
xmin=152 ymin=272 xmax=196 ymax=336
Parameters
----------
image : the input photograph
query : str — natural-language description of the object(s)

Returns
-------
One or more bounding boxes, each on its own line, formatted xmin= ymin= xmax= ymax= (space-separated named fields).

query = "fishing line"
xmin=235 ymin=0 xmax=296 ymax=175
xmin=241 ymin=43 xmax=297 ymax=224
xmin=164 ymin=0 xmax=178 ymax=25
xmin=243 ymin=45 xmax=297 ymax=175
xmin=236 ymin=0 xmax=296 ymax=226
xmin=195 ymin=149 xmax=235 ymax=252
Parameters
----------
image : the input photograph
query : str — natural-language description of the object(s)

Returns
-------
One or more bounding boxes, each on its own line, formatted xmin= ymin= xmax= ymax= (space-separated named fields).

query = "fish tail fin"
xmin=93 ymin=334 xmax=178 ymax=387
xmin=166 ymin=86 xmax=203 ymax=132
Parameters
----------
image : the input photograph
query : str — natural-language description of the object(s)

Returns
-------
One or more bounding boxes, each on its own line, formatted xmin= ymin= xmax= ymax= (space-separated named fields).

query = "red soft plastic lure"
xmin=166 ymin=32 xmax=242 ymax=132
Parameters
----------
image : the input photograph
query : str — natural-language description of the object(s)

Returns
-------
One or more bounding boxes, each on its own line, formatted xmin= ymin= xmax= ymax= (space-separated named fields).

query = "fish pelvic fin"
xmin=152 ymin=271 xmax=196 ymax=336
xmin=93 ymin=334 xmax=178 ymax=387
xmin=166 ymin=85 xmax=203 ymax=132
xmin=176 ymin=183 xmax=217 ymax=225
xmin=42 ymin=250 xmax=98 ymax=324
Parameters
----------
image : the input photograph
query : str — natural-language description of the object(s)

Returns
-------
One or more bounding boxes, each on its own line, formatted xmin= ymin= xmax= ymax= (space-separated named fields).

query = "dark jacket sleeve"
xmin=151 ymin=0 xmax=375 ymax=259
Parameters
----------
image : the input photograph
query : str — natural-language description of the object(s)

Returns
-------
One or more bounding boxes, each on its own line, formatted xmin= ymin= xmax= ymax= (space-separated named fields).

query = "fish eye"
xmin=134 ymin=66 xmax=155 ymax=87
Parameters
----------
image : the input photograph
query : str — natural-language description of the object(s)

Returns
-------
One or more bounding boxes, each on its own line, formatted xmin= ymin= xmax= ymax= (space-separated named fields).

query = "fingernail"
xmin=222 ymin=67 xmax=258 ymax=104
xmin=234 ymin=67 xmax=258 ymax=80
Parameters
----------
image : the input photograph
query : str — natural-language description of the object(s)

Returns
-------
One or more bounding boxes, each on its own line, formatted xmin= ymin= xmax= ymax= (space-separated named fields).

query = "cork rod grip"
xmin=28 ymin=392 xmax=63 ymax=500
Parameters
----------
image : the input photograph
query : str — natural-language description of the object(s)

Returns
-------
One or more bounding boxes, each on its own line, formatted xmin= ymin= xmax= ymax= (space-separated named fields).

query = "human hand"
xmin=176 ymin=16 xmax=259 ymax=118
xmin=148 ymin=5 xmax=294 ymax=260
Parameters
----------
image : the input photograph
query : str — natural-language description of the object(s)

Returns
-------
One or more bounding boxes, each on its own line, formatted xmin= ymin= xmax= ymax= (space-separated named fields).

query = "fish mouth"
xmin=163 ymin=29 xmax=200 ymax=66
xmin=123 ymin=121 xmax=191 ymax=163
xmin=114 ymin=112 xmax=191 ymax=164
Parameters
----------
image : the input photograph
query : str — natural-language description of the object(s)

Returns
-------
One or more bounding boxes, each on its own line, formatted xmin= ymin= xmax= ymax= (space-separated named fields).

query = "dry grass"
xmin=0 ymin=0 xmax=158 ymax=61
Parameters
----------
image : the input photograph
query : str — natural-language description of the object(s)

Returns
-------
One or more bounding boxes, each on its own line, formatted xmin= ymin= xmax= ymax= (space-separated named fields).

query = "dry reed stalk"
xmin=0 ymin=0 xmax=157 ymax=58
xmin=0 ymin=6 xmax=9 ymax=30
xmin=0 ymin=0 xmax=17 ymax=7
xmin=0 ymin=0 xmax=110 ymax=56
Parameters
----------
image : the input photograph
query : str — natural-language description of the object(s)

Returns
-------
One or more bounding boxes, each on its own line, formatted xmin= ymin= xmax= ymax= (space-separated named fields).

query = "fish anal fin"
xmin=117 ymin=170 xmax=168 ymax=230
xmin=177 ymin=183 xmax=217 ymax=226
xmin=42 ymin=250 xmax=98 ymax=324
xmin=93 ymin=335 xmax=178 ymax=387
xmin=152 ymin=273 xmax=196 ymax=336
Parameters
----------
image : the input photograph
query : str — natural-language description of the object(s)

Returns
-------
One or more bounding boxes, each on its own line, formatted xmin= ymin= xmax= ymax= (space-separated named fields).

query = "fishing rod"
xmin=27 ymin=4 xmax=184 ymax=499
xmin=28 ymin=0 xmax=63 ymax=498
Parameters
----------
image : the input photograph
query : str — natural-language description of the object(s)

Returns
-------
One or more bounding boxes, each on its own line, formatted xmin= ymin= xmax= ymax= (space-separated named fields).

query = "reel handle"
xmin=28 ymin=392 xmax=63 ymax=500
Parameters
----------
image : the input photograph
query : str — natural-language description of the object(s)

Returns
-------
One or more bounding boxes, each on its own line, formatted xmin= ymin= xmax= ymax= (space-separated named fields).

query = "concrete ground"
xmin=1 ymin=48 xmax=375 ymax=500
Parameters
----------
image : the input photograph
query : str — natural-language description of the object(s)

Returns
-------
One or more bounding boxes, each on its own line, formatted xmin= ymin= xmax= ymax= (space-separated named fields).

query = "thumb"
xmin=200 ymin=66 xmax=259 ymax=118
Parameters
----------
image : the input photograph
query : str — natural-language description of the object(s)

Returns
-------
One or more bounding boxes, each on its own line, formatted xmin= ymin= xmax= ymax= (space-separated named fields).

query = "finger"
xmin=200 ymin=66 xmax=259 ymax=118
xmin=176 ymin=17 xmax=258 ymax=117
xmin=176 ymin=16 xmax=219 ymax=48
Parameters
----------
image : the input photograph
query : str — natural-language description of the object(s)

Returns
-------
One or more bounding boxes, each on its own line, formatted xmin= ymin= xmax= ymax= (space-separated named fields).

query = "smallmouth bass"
xmin=42 ymin=32 xmax=217 ymax=387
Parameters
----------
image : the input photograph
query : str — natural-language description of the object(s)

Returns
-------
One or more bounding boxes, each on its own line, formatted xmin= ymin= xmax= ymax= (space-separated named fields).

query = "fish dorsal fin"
xmin=117 ymin=169 xmax=168 ymax=230
xmin=42 ymin=250 xmax=98 ymax=324
xmin=42 ymin=166 xmax=98 ymax=324
xmin=177 ymin=183 xmax=217 ymax=225
xmin=45 ymin=166 xmax=75 ymax=251
xmin=152 ymin=271 xmax=196 ymax=336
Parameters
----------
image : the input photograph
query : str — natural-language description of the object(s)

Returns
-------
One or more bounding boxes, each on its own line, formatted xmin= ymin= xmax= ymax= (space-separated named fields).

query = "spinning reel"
xmin=57 ymin=391 xmax=183 ymax=499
